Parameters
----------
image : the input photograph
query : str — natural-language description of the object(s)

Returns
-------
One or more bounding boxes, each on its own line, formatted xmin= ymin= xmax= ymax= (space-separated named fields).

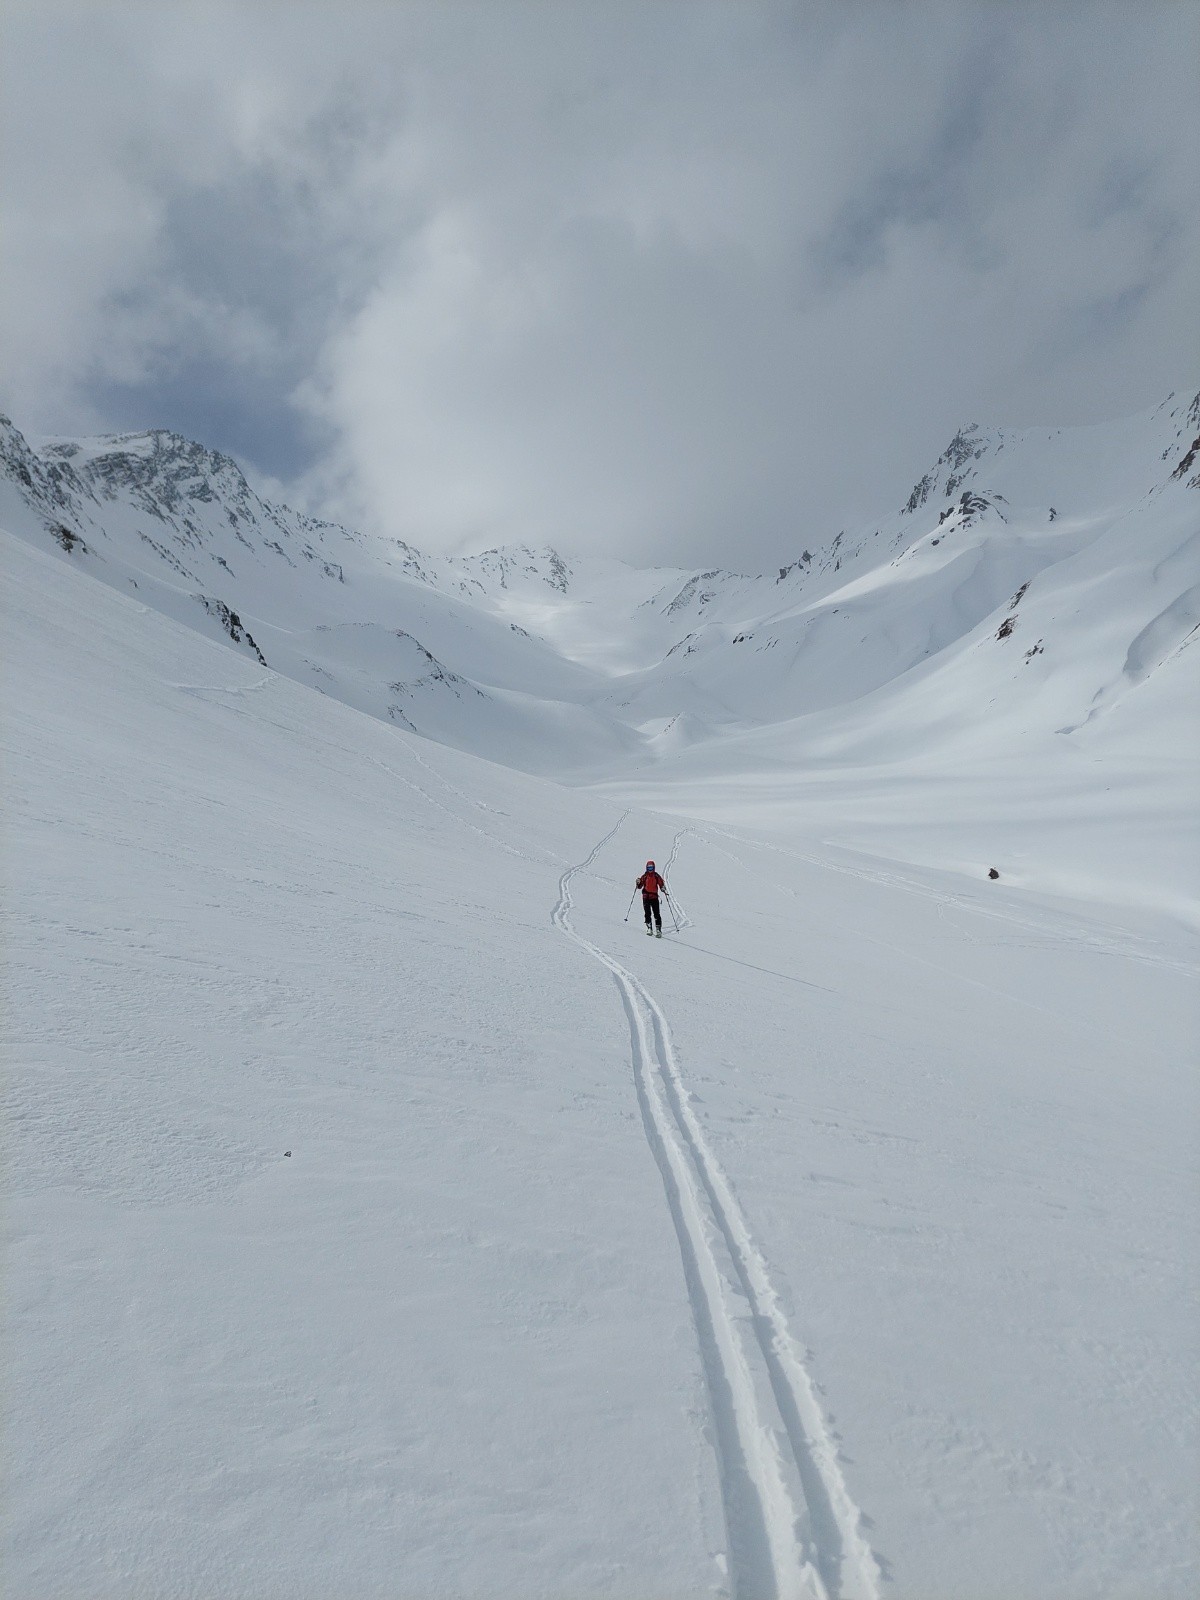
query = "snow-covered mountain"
xmin=0 ymin=423 xmax=643 ymax=773
xmin=4 ymin=388 xmax=1196 ymax=913
xmin=5 ymin=394 xmax=1199 ymax=1598
xmin=3 ymin=392 xmax=1197 ymax=782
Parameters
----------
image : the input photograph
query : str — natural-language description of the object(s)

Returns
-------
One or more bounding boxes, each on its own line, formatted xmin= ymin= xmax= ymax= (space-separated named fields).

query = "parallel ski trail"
xmin=662 ymin=828 xmax=694 ymax=929
xmin=553 ymin=820 xmax=881 ymax=1600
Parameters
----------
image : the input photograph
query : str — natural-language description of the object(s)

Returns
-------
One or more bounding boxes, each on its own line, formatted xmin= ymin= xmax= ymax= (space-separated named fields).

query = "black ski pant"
xmin=643 ymin=893 xmax=662 ymax=931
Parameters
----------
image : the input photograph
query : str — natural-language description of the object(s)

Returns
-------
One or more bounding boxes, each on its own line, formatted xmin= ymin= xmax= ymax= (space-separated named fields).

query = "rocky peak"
xmin=903 ymin=423 xmax=990 ymax=514
xmin=454 ymin=543 xmax=574 ymax=593
xmin=54 ymin=430 xmax=258 ymax=518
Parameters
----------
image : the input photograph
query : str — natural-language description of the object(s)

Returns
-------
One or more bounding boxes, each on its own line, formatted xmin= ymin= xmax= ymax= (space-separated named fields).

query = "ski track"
xmin=662 ymin=827 xmax=694 ymax=929
xmin=554 ymin=819 xmax=881 ymax=1600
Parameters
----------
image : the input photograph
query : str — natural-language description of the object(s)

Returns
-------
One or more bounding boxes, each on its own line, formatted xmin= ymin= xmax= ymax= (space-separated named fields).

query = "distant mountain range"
xmin=2 ymin=391 xmax=1197 ymax=786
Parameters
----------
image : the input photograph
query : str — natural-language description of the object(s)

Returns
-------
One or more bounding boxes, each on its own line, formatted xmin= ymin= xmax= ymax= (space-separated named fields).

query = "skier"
xmin=636 ymin=860 xmax=667 ymax=937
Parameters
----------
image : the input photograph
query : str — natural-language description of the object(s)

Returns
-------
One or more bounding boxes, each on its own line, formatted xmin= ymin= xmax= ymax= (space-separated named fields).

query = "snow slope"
xmin=5 ymin=389 xmax=1196 ymax=928
xmin=594 ymin=392 xmax=1199 ymax=926
xmin=4 ymin=391 xmax=1197 ymax=798
xmin=6 ymin=518 xmax=1198 ymax=1597
xmin=0 ymin=422 xmax=638 ymax=775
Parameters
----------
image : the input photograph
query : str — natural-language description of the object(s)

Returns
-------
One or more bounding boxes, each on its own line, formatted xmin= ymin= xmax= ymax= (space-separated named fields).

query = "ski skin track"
xmin=553 ymin=817 xmax=881 ymax=1600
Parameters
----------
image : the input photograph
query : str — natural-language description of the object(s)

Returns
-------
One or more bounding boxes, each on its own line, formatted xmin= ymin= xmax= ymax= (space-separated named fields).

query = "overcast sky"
xmin=3 ymin=2 xmax=1197 ymax=566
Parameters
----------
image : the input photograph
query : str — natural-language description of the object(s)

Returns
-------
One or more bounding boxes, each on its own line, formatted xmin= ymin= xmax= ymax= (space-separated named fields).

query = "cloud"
xmin=2 ymin=1 xmax=1197 ymax=566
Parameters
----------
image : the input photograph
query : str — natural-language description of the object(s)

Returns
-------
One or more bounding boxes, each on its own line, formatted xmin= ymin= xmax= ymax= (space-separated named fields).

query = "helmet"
xmin=646 ymin=860 xmax=655 ymax=869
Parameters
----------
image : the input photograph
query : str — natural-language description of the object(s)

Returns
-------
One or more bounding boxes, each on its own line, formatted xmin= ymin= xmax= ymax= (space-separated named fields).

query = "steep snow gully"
xmin=553 ymin=819 xmax=880 ymax=1600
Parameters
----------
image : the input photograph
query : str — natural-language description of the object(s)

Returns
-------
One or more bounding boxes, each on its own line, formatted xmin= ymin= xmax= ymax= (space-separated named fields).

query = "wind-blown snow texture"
xmin=4 ymin=393 xmax=1198 ymax=1597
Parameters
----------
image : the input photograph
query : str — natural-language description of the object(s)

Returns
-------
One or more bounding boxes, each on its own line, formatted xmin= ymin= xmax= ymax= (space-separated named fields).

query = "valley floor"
xmin=6 ymin=531 xmax=1198 ymax=1598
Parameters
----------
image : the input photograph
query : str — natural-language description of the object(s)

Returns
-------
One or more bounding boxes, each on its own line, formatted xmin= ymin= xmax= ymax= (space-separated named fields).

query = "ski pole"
xmin=623 ymin=888 xmax=638 ymax=922
xmin=663 ymin=890 xmax=681 ymax=932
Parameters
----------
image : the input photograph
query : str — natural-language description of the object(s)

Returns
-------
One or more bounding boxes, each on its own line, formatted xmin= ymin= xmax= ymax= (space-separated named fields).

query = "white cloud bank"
xmin=3 ymin=1 xmax=1197 ymax=564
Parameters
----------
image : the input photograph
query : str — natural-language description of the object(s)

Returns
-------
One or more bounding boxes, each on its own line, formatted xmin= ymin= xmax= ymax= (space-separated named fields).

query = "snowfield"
xmin=4 ymin=392 xmax=1199 ymax=1598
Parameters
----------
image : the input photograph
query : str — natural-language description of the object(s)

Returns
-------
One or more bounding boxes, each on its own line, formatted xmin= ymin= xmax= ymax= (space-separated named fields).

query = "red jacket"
xmin=637 ymin=870 xmax=666 ymax=897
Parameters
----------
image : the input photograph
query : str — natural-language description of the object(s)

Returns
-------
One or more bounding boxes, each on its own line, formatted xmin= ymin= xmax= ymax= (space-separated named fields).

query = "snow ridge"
xmin=553 ymin=823 xmax=880 ymax=1600
xmin=3 ymin=392 xmax=1198 ymax=794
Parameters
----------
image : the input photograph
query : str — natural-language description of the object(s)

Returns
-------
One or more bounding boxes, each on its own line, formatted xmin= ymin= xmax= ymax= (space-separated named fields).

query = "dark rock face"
xmin=49 ymin=523 xmax=88 ymax=555
xmin=665 ymin=571 xmax=727 ymax=616
xmin=905 ymin=472 xmax=935 ymax=515
xmin=195 ymin=596 xmax=267 ymax=665
xmin=1 ymin=415 xmax=358 ymax=594
xmin=546 ymin=550 xmax=570 ymax=593
xmin=777 ymin=551 xmax=813 ymax=583
xmin=903 ymin=424 xmax=988 ymax=514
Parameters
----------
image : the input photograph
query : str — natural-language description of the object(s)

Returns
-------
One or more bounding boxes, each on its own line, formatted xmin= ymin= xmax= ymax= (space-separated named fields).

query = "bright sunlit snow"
xmin=4 ymin=391 xmax=1199 ymax=1597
